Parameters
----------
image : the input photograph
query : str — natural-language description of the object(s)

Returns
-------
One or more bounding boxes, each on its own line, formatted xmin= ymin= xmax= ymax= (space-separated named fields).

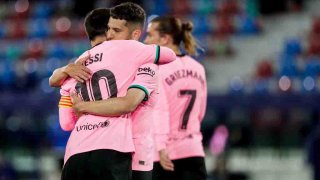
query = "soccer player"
xmin=70 ymin=3 xmax=161 ymax=180
xmin=58 ymin=8 xmax=176 ymax=180
xmin=144 ymin=16 xmax=208 ymax=180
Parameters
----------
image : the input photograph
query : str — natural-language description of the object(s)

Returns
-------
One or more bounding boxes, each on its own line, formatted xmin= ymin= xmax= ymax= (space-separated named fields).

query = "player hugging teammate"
xmin=50 ymin=2 xmax=207 ymax=180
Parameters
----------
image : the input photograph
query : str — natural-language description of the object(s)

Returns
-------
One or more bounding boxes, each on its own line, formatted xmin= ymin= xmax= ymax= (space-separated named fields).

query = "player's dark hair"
xmin=151 ymin=16 xmax=197 ymax=55
xmin=84 ymin=8 xmax=110 ymax=41
xmin=110 ymin=2 xmax=146 ymax=29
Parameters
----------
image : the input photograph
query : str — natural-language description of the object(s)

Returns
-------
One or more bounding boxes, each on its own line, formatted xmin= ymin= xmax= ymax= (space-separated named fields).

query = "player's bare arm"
xmin=71 ymin=88 xmax=146 ymax=117
xmin=49 ymin=56 xmax=92 ymax=87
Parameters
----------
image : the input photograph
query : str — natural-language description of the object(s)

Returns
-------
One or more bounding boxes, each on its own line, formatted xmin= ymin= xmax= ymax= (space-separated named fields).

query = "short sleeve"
xmin=128 ymin=63 xmax=158 ymax=101
xmin=137 ymin=44 xmax=176 ymax=65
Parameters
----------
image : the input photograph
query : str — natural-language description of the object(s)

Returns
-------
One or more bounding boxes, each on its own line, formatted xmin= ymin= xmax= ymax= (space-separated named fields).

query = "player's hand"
xmin=159 ymin=149 xmax=174 ymax=171
xmin=71 ymin=92 xmax=84 ymax=118
xmin=63 ymin=56 xmax=92 ymax=83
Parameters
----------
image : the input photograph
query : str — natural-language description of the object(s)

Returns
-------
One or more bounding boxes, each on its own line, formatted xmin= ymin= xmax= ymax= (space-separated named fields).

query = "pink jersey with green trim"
xmin=58 ymin=40 xmax=175 ymax=164
xmin=129 ymin=63 xmax=158 ymax=171
xmin=130 ymin=64 xmax=158 ymax=138
xmin=153 ymin=55 xmax=207 ymax=161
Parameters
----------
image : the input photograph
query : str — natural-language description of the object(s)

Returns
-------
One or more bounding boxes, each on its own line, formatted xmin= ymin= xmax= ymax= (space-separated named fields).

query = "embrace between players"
xmin=49 ymin=2 xmax=207 ymax=180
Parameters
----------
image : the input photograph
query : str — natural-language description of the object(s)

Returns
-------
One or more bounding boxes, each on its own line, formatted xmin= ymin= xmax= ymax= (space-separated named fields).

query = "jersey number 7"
xmin=179 ymin=90 xmax=196 ymax=130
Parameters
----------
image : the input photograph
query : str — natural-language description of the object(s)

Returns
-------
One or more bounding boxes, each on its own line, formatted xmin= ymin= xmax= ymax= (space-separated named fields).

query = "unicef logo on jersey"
xmin=76 ymin=119 xmax=110 ymax=132
xmin=137 ymin=67 xmax=155 ymax=77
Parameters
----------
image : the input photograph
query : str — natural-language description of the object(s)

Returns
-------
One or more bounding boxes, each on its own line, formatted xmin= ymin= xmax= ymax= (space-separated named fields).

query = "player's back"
xmin=159 ymin=55 xmax=207 ymax=159
xmin=62 ymin=40 xmax=169 ymax=163
xmin=160 ymin=55 xmax=206 ymax=136
xmin=79 ymin=40 xmax=157 ymax=99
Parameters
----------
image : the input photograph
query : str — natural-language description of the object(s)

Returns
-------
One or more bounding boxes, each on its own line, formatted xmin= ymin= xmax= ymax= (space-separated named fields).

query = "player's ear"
xmin=131 ymin=29 xmax=141 ymax=41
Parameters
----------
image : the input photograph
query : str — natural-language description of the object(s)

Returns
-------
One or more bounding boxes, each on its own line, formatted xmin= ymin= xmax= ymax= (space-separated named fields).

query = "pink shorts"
xmin=132 ymin=137 xmax=154 ymax=171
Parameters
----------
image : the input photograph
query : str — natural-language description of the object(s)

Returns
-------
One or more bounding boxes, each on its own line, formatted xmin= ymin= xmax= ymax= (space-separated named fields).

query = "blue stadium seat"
xmin=235 ymin=15 xmax=260 ymax=35
xmin=189 ymin=15 xmax=212 ymax=35
xmin=0 ymin=23 xmax=6 ymax=38
xmin=0 ymin=61 xmax=15 ymax=89
xmin=45 ymin=57 xmax=63 ymax=75
xmin=284 ymin=38 xmax=302 ymax=56
xmin=47 ymin=42 xmax=68 ymax=59
xmin=36 ymin=60 xmax=50 ymax=78
xmin=46 ymin=114 xmax=70 ymax=150
xmin=253 ymin=79 xmax=270 ymax=94
xmin=304 ymin=57 xmax=320 ymax=77
xmin=28 ymin=19 xmax=50 ymax=38
xmin=24 ymin=59 xmax=40 ymax=84
xmin=0 ymin=61 xmax=6 ymax=86
xmin=0 ymin=44 xmax=5 ymax=59
xmin=279 ymin=54 xmax=299 ymax=77
xmin=147 ymin=0 xmax=170 ymax=15
xmin=31 ymin=2 xmax=53 ymax=18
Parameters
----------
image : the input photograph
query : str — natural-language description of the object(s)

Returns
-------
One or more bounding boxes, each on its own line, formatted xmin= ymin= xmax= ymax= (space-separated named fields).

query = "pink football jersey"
xmin=130 ymin=63 xmax=158 ymax=138
xmin=130 ymin=63 xmax=158 ymax=171
xmin=59 ymin=40 xmax=175 ymax=164
xmin=153 ymin=55 xmax=207 ymax=161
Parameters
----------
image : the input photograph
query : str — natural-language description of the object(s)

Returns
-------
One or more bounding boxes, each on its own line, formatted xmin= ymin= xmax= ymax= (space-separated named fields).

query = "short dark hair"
xmin=110 ymin=2 xmax=146 ymax=28
xmin=84 ymin=8 xmax=110 ymax=41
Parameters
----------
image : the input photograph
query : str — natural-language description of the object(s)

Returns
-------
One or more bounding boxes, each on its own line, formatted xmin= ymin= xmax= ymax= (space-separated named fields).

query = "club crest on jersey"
xmin=137 ymin=67 xmax=155 ymax=77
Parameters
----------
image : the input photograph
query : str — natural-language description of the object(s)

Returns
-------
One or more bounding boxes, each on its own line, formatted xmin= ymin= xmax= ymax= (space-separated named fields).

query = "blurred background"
xmin=0 ymin=0 xmax=320 ymax=179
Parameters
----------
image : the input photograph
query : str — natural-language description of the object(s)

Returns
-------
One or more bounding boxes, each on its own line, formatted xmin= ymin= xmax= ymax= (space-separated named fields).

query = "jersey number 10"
xmin=76 ymin=69 xmax=118 ymax=101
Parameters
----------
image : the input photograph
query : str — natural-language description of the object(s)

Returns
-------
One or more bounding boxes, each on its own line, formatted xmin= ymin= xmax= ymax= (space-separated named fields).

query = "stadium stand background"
xmin=0 ymin=0 xmax=319 ymax=179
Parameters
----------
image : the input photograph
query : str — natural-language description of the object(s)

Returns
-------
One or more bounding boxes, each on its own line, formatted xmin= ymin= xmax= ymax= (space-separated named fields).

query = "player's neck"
xmin=166 ymin=44 xmax=181 ymax=55
xmin=90 ymin=36 xmax=106 ymax=47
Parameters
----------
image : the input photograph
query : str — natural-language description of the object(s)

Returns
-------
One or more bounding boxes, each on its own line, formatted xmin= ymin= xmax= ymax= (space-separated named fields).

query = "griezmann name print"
xmin=165 ymin=69 xmax=205 ymax=87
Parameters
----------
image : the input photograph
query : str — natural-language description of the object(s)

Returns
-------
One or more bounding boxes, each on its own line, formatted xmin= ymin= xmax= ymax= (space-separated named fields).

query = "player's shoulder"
xmin=108 ymin=40 xmax=150 ymax=54
xmin=75 ymin=50 xmax=90 ymax=63
xmin=110 ymin=40 xmax=144 ymax=47
xmin=74 ymin=41 xmax=108 ymax=63
xmin=89 ymin=40 xmax=141 ymax=50
xmin=183 ymin=55 xmax=205 ymax=71
xmin=139 ymin=62 xmax=157 ymax=69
